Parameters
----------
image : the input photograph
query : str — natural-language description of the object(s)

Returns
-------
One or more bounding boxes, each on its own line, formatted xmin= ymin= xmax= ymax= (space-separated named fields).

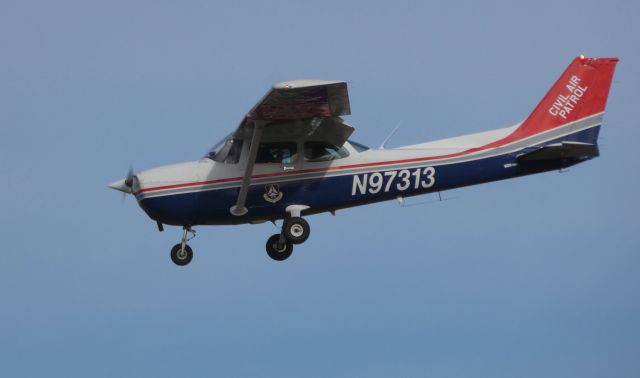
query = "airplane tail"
xmin=510 ymin=56 xmax=618 ymax=144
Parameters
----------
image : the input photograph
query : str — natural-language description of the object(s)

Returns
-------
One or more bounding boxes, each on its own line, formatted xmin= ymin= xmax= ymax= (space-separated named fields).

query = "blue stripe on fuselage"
xmin=139 ymin=126 xmax=601 ymax=226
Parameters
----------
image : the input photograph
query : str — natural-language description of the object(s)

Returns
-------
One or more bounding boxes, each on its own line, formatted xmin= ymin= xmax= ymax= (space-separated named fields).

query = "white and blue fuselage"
xmin=126 ymin=114 xmax=601 ymax=226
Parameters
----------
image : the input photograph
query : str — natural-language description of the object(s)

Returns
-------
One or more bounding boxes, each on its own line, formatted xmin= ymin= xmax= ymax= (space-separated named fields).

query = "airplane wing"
xmin=234 ymin=80 xmax=354 ymax=146
xmin=230 ymin=80 xmax=353 ymax=216
xmin=247 ymin=80 xmax=350 ymax=121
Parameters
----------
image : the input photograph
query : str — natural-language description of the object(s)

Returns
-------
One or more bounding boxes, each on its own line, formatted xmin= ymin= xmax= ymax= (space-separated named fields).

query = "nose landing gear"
xmin=170 ymin=226 xmax=196 ymax=266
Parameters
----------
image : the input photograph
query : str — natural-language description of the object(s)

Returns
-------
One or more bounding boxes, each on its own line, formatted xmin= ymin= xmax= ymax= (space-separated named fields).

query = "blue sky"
xmin=1 ymin=0 xmax=639 ymax=376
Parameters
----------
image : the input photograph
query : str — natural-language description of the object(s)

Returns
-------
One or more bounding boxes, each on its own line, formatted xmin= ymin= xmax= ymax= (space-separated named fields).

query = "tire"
xmin=266 ymin=234 xmax=293 ymax=261
xmin=282 ymin=217 xmax=310 ymax=244
xmin=171 ymin=243 xmax=193 ymax=266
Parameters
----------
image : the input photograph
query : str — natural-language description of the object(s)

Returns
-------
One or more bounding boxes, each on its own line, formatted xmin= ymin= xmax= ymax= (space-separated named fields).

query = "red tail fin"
xmin=511 ymin=56 xmax=618 ymax=140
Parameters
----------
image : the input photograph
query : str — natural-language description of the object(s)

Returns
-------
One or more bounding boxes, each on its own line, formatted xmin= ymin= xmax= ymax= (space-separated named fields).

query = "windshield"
xmin=206 ymin=134 xmax=243 ymax=164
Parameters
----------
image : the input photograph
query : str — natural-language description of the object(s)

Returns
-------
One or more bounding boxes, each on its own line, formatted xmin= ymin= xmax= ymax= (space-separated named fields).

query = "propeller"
xmin=108 ymin=164 xmax=138 ymax=200
xmin=124 ymin=165 xmax=135 ymax=192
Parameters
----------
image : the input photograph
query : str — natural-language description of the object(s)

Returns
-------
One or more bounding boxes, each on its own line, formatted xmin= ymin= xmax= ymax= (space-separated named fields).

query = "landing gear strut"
xmin=170 ymin=226 xmax=196 ymax=266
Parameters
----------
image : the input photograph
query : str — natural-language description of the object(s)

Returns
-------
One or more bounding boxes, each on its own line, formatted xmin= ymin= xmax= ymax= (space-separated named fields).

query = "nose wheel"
xmin=170 ymin=226 xmax=196 ymax=266
xmin=171 ymin=243 xmax=193 ymax=266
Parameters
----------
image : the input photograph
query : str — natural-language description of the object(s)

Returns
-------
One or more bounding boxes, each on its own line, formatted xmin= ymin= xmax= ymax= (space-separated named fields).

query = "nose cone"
xmin=108 ymin=178 xmax=131 ymax=193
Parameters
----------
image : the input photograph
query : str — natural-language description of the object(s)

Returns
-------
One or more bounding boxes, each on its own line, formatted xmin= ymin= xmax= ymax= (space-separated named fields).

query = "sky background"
xmin=1 ymin=0 xmax=639 ymax=377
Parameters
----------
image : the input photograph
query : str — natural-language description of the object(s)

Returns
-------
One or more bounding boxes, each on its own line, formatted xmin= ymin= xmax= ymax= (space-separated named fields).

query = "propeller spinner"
xmin=109 ymin=166 xmax=137 ymax=194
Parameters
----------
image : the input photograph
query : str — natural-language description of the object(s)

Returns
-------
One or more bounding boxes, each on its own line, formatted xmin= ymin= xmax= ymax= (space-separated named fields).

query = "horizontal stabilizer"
xmin=517 ymin=142 xmax=598 ymax=163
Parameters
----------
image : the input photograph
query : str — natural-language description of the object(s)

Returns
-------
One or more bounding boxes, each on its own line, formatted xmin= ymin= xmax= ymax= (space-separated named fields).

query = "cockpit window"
xmin=348 ymin=140 xmax=370 ymax=152
xmin=206 ymin=134 xmax=243 ymax=164
xmin=256 ymin=142 xmax=298 ymax=164
xmin=304 ymin=142 xmax=350 ymax=162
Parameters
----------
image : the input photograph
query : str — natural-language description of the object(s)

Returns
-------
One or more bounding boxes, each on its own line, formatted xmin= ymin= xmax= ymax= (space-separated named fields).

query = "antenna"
xmin=379 ymin=121 xmax=402 ymax=150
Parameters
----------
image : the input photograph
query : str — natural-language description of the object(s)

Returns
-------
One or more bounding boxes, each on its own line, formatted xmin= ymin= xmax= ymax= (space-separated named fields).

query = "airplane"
xmin=109 ymin=55 xmax=618 ymax=266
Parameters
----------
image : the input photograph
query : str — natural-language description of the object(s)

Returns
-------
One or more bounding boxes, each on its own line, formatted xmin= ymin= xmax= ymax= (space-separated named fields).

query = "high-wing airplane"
xmin=110 ymin=56 xmax=618 ymax=265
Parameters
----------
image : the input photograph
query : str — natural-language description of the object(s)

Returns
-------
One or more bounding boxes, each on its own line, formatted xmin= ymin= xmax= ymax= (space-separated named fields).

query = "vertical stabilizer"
xmin=511 ymin=56 xmax=618 ymax=140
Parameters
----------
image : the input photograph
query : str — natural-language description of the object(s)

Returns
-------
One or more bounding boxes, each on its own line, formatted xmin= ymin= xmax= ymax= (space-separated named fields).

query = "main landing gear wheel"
xmin=266 ymin=234 xmax=293 ymax=261
xmin=282 ymin=217 xmax=310 ymax=244
xmin=171 ymin=243 xmax=193 ymax=266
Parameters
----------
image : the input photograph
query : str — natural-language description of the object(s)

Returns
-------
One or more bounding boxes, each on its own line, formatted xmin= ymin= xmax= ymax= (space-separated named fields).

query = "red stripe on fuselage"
xmin=135 ymin=135 xmax=517 ymax=195
xmin=136 ymin=115 xmax=602 ymax=196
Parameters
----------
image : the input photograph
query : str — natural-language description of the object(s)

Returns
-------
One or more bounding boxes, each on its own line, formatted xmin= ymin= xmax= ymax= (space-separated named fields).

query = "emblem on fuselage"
xmin=263 ymin=184 xmax=283 ymax=203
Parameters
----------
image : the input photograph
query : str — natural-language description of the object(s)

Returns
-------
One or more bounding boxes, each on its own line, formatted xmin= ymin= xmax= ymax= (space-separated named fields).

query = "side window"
xmin=304 ymin=142 xmax=350 ymax=162
xmin=256 ymin=142 xmax=298 ymax=164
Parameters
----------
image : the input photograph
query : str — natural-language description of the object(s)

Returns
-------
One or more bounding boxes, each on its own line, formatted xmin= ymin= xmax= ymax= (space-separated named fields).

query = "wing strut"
xmin=230 ymin=121 xmax=265 ymax=216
